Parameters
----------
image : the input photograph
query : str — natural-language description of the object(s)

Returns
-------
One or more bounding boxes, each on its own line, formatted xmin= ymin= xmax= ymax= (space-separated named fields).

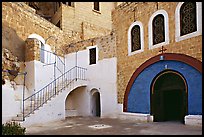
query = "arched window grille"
xmin=180 ymin=2 xmax=197 ymax=36
xmin=152 ymin=14 xmax=165 ymax=45
xmin=131 ymin=25 xmax=141 ymax=52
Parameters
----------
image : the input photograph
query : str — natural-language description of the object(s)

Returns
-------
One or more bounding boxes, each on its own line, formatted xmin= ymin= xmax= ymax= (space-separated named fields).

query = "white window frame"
xmin=148 ymin=10 xmax=169 ymax=50
xmin=128 ymin=21 xmax=144 ymax=56
xmin=175 ymin=2 xmax=202 ymax=42
xmin=87 ymin=45 xmax=98 ymax=65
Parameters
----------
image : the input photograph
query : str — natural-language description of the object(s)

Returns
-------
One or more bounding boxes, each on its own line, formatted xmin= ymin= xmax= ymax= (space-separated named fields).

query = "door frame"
xmin=150 ymin=70 xmax=188 ymax=122
xmin=91 ymin=89 xmax=101 ymax=117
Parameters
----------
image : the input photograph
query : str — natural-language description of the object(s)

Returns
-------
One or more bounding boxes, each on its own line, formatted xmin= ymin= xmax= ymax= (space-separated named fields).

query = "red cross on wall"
xmin=159 ymin=46 xmax=167 ymax=54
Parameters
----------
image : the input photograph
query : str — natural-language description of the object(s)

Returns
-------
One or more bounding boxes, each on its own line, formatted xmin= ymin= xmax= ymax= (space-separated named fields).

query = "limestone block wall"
xmin=2 ymin=2 xmax=81 ymax=58
xmin=112 ymin=2 xmax=202 ymax=104
xmin=61 ymin=2 xmax=115 ymax=40
xmin=63 ymin=33 xmax=116 ymax=61
xmin=2 ymin=2 xmax=117 ymax=60
xmin=25 ymin=38 xmax=40 ymax=62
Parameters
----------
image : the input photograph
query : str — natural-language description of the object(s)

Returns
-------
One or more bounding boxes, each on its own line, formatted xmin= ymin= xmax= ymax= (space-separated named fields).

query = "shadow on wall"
xmin=2 ymin=22 xmax=26 ymax=62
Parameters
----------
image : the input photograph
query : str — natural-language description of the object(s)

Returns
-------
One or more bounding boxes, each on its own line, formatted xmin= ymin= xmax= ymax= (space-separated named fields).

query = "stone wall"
xmin=2 ymin=23 xmax=25 ymax=62
xmin=112 ymin=2 xmax=202 ymax=104
xmin=64 ymin=33 xmax=116 ymax=61
xmin=2 ymin=2 xmax=81 ymax=58
xmin=61 ymin=2 xmax=115 ymax=40
xmin=25 ymin=38 xmax=41 ymax=62
xmin=2 ymin=48 xmax=20 ymax=82
xmin=2 ymin=2 xmax=117 ymax=60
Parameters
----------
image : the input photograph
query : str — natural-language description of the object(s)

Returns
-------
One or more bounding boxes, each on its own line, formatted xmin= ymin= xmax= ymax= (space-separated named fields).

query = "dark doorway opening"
xmin=151 ymin=70 xmax=187 ymax=123
xmin=92 ymin=92 xmax=101 ymax=117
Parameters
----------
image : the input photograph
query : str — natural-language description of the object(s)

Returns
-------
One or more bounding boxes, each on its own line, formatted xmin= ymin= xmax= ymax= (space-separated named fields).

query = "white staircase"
xmin=11 ymin=66 xmax=87 ymax=126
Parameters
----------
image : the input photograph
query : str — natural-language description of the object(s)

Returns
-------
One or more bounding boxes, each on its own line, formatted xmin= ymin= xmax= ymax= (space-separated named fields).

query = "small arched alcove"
xmin=91 ymin=89 xmax=101 ymax=117
xmin=65 ymin=86 xmax=88 ymax=117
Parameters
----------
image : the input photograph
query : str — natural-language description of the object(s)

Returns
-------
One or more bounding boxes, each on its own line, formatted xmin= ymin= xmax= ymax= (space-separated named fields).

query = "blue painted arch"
xmin=126 ymin=60 xmax=202 ymax=115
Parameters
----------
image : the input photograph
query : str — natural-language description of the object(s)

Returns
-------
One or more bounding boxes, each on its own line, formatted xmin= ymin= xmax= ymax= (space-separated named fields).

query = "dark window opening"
xmin=94 ymin=2 xmax=100 ymax=11
xmin=68 ymin=2 xmax=74 ymax=7
xmin=56 ymin=20 xmax=61 ymax=29
xmin=54 ymin=2 xmax=61 ymax=14
xmin=89 ymin=48 xmax=96 ymax=65
xmin=131 ymin=25 xmax=141 ymax=52
xmin=152 ymin=14 xmax=165 ymax=45
xmin=62 ymin=2 xmax=74 ymax=7
xmin=180 ymin=2 xmax=197 ymax=36
xmin=28 ymin=2 xmax=40 ymax=10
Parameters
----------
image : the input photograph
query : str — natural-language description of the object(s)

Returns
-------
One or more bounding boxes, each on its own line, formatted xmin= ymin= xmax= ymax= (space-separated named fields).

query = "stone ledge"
xmin=185 ymin=115 xmax=202 ymax=127
xmin=118 ymin=112 xmax=153 ymax=123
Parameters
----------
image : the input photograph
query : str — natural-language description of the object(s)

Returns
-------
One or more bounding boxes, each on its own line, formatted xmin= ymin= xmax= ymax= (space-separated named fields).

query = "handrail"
xmin=24 ymin=66 xmax=75 ymax=101
xmin=22 ymin=66 xmax=87 ymax=120
xmin=40 ymin=47 xmax=65 ymax=66
xmin=55 ymin=54 xmax=65 ymax=65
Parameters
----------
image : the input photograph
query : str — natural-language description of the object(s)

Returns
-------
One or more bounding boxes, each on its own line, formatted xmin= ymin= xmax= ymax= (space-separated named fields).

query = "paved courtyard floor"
xmin=26 ymin=116 xmax=202 ymax=135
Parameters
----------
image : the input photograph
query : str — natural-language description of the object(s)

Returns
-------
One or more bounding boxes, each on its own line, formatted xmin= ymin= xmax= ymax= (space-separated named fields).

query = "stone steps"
xmin=12 ymin=79 xmax=73 ymax=122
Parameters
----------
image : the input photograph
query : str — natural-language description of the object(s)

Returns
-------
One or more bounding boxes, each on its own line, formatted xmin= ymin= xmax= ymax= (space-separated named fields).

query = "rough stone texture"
xmin=112 ymin=2 xmax=202 ymax=103
xmin=63 ymin=32 xmax=116 ymax=61
xmin=2 ymin=2 xmax=80 ymax=57
xmin=61 ymin=2 xmax=115 ymax=40
xmin=2 ymin=22 xmax=25 ymax=62
xmin=25 ymin=38 xmax=41 ymax=62
xmin=2 ymin=48 xmax=20 ymax=82
xmin=2 ymin=2 xmax=117 ymax=59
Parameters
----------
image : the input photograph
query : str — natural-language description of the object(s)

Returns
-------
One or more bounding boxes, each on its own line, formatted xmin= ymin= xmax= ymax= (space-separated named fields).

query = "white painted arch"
xmin=175 ymin=2 xmax=202 ymax=42
xmin=28 ymin=33 xmax=45 ymax=46
xmin=148 ymin=9 xmax=169 ymax=50
xmin=128 ymin=21 xmax=144 ymax=56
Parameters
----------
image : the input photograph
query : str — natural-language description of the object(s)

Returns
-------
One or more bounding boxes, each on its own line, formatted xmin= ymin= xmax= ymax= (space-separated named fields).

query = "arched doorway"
xmin=151 ymin=70 xmax=187 ymax=123
xmin=65 ymin=86 xmax=88 ymax=117
xmin=92 ymin=91 xmax=101 ymax=117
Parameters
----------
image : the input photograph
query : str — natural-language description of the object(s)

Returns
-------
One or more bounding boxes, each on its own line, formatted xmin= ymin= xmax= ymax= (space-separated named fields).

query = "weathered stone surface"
xmin=2 ymin=48 xmax=20 ymax=82
xmin=2 ymin=22 xmax=25 ymax=61
xmin=2 ymin=2 xmax=116 ymax=58
xmin=63 ymin=33 xmax=116 ymax=60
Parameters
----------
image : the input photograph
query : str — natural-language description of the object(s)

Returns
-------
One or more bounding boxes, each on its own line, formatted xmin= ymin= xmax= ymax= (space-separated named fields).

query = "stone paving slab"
xmin=25 ymin=116 xmax=202 ymax=135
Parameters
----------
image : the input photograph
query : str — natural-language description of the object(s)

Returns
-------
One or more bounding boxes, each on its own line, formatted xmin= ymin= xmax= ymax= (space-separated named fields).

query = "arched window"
xmin=148 ymin=10 xmax=169 ymax=50
xmin=131 ymin=25 xmax=141 ymax=52
xmin=128 ymin=21 xmax=144 ymax=56
xmin=152 ymin=14 xmax=165 ymax=45
xmin=175 ymin=2 xmax=202 ymax=42
xmin=180 ymin=2 xmax=197 ymax=36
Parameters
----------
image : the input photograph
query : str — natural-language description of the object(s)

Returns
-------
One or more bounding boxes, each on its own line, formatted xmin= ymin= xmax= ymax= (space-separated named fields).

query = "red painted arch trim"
xmin=123 ymin=53 xmax=202 ymax=112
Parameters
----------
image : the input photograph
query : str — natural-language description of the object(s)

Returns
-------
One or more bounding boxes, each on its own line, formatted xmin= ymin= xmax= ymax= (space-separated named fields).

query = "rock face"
xmin=2 ymin=48 xmax=20 ymax=83
xmin=2 ymin=23 xmax=25 ymax=62
xmin=2 ymin=23 xmax=25 ymax=84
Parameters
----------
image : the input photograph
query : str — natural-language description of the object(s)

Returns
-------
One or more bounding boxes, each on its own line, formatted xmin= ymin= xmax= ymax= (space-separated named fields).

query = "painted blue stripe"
xmin=127 ymin=60 xmax=202 ymax=115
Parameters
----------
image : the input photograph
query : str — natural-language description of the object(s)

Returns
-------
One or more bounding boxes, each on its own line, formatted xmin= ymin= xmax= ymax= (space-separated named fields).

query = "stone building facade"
xmin=2 ymin=2 xmax=202 ymax=126
xmin=2 ymin=2 xmax=117 ymax=80
xmin=2 ymin=2 xmax=119 ymax=126
xmin=113 ymin=2 xmax=202 ymax=124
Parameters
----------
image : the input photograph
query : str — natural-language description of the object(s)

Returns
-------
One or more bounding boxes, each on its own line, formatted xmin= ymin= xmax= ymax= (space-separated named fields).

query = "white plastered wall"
xmin=2 ymin=80 xmax=29 ymax=123
xmin=64 ymin=45 xmax=118 ymax=118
